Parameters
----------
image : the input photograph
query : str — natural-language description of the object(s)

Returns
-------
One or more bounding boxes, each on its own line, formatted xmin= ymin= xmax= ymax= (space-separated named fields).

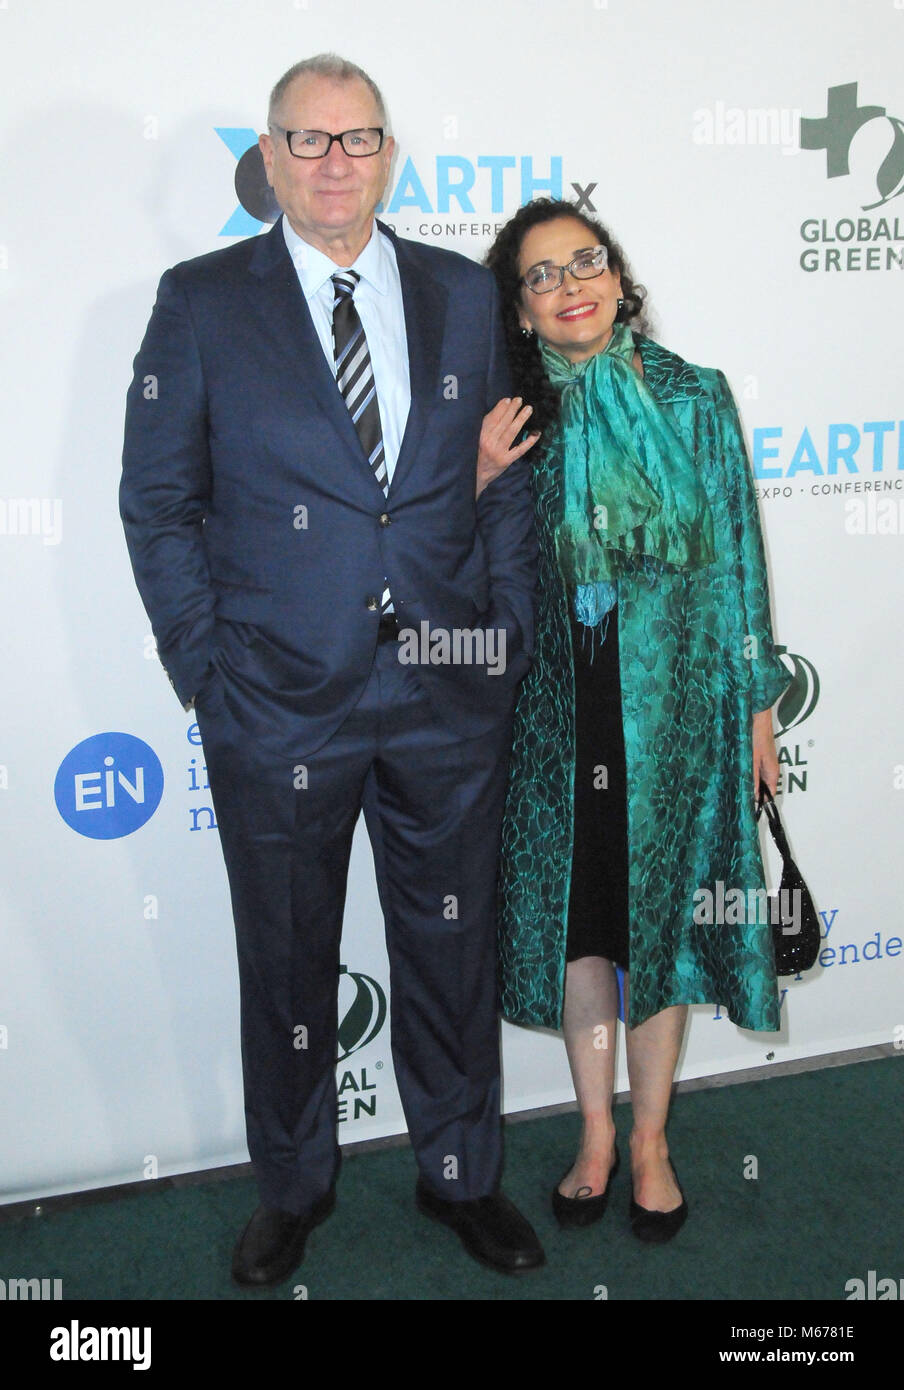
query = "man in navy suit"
xmin=120 ymin=54 xmax=541 ymax=1284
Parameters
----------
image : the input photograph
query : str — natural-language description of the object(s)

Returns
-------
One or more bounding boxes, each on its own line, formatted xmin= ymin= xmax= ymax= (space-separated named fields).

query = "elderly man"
xmin=120 ymin=54 xmax=541 ymax=1284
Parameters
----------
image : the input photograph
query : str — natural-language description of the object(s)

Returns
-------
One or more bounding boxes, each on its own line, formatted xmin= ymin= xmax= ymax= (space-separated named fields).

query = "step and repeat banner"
xmin=1 ymin=0 xmax=901 ymax=1205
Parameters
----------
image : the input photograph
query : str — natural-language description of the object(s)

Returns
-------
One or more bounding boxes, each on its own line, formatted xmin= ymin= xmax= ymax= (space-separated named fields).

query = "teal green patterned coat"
xmin=497 ymin=335 xmax=790 ymax=1032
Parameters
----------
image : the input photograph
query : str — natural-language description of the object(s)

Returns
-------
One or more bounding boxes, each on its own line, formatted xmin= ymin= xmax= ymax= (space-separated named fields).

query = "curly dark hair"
xmin=484 ymin=198 xmax=650 ymax=437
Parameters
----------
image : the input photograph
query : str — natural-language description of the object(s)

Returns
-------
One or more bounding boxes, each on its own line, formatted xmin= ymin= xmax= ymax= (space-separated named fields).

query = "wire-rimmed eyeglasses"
xmin=521 ymin=245 xmax=609 ymax=294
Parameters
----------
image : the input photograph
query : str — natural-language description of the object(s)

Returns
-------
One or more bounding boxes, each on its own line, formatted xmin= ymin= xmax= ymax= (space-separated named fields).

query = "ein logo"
xmin=55 ymin=733 xmax=164 ymax=839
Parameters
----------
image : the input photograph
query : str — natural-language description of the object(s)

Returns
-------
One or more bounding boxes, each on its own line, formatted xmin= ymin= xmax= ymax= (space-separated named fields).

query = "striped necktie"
xmin=331 ymin=271 xmax=392 ymax=614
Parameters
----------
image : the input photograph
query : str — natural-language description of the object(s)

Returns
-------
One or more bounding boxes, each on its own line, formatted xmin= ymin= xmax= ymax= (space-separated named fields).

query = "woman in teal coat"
xmin=480 ymin=200 xmax=790 ymax=1241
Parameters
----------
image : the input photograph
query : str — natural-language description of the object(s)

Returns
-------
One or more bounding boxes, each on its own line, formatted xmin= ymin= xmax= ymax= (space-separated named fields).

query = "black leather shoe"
xmin=552 ymin=1144 xmax=620 ymax=1229
xmin=629 ymin=1164 xmax=688 ymax=1244
xmin=415 ymin=1179 xmax=545 ymax=1274
xmin=232 ymin=1188 xmax=336 ymax=1287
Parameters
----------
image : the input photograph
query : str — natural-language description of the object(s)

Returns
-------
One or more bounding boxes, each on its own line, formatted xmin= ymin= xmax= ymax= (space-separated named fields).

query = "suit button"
xmin=365 ymin=595 xmax=379 ymax=610
xmin=379 ymin=512 xmax=391 ymax=527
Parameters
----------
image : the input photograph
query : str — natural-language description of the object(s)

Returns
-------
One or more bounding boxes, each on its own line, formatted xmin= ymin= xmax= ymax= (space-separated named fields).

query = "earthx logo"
xmin=799 ymin=82 xmax=904 ymax=271
xmin=216 ymin=127 xmax=593 ymax=244
xmin=216 ymin=128 xmax=280 ymax=235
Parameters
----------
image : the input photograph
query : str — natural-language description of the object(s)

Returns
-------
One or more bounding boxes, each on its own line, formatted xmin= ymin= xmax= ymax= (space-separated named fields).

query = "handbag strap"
xmin=756 ymin=781 xmax=792 ymax=860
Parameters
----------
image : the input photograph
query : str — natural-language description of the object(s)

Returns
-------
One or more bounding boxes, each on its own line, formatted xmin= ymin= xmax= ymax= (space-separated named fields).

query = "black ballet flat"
xmin=629 ymin=1163 xmax=688 ymax=1244
xmin=551 ymin=1145 xmax=620 ymax=1229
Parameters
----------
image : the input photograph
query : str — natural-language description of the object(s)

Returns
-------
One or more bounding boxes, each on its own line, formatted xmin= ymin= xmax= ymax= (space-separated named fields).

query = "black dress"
xmin=565 ymin=603 xmax=631 ymax=969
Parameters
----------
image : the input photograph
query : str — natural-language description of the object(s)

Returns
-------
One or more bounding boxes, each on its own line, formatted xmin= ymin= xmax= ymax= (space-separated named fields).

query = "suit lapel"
xmin=245 ymin=220 xmax=447 ymax=500
xmin=383 ymin=225 xmax=447 ymax=498
xmin=246 ymin=221 xmax=381 ymax=490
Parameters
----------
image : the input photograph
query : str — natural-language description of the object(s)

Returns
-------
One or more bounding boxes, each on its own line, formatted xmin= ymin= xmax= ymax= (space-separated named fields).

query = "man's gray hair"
xmin=268 ymin=54 xmax=388 ymax=128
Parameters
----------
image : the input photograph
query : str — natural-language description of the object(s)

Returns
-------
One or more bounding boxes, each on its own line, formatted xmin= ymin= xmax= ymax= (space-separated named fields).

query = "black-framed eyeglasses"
xmin=270 ymin=125 xmax=385 ymax=159
xmin=521 ymin=245 xmax=608 ymax=294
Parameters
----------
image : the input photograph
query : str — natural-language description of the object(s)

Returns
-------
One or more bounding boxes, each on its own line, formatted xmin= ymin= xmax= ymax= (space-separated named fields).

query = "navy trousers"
xmin=194 ymin=623 xmax=514 ymax=1215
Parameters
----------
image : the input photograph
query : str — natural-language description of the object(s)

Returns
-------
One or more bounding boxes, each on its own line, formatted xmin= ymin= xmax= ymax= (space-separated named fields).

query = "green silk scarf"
xmin=541 ymin=324 xmax=716 ymax=603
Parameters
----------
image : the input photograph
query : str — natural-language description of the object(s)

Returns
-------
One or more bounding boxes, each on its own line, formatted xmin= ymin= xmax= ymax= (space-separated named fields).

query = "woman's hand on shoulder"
xmin=476 ymin=397 xmax=541 ymax=499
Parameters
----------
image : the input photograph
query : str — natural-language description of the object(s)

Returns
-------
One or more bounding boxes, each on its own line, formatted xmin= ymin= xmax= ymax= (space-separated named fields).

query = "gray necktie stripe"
xmin=344 ymin=380 xmax=372 ymax=422
xmin=337 ymin=341 xmax=370 ymax=396
xmin=343 ymin=364 xmax=373 ymax=414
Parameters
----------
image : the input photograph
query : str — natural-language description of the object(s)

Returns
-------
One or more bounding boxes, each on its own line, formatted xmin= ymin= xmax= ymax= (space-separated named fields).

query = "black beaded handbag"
xmin=756 ymin=782 xmax=821 ymax=975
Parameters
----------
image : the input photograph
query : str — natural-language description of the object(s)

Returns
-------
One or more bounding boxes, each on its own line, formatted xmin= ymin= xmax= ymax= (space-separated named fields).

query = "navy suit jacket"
xmin=120 ymin=218 xmax=538 ymax=755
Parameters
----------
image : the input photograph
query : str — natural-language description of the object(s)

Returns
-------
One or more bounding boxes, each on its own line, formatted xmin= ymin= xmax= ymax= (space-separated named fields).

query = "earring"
xmin=617 ymin=297 xmax=625 ymax=312
xmin=521 ymin=326 xmax=535 ymax=339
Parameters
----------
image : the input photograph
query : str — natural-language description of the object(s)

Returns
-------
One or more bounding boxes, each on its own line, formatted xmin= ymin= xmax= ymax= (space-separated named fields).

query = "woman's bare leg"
xmin=557 ymin=954 xmax=620 ymax=1196
xmin=623 ymin=973 xmax=687 ymax=1211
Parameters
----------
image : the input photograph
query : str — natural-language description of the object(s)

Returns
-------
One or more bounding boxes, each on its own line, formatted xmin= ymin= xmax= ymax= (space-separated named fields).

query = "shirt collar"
xmin=281 ymin=215 xmax=390 ymax=300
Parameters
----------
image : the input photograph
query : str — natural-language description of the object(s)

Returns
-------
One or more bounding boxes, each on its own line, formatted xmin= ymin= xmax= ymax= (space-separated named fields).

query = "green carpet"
xmin=2 ymin=1057 xmax=900 ymax=1301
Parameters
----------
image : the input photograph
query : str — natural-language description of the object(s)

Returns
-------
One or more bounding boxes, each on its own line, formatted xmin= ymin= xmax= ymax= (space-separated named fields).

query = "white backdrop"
xmin=1 ymin=0 xmax=902 ymax=1205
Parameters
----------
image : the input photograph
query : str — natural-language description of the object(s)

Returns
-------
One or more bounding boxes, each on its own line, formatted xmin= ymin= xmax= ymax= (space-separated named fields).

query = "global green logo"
xmin=801 ymin=82 xmax=904 ymax=210
xmin=775 ymin=647 xmax=820 ymax=735
xmin=337 ymin=964 xmax=387 ymax=1061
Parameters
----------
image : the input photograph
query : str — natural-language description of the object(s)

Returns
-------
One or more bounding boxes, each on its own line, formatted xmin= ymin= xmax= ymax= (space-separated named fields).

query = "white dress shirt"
xmin=281 ymin=214 xmax=411 ymax=485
